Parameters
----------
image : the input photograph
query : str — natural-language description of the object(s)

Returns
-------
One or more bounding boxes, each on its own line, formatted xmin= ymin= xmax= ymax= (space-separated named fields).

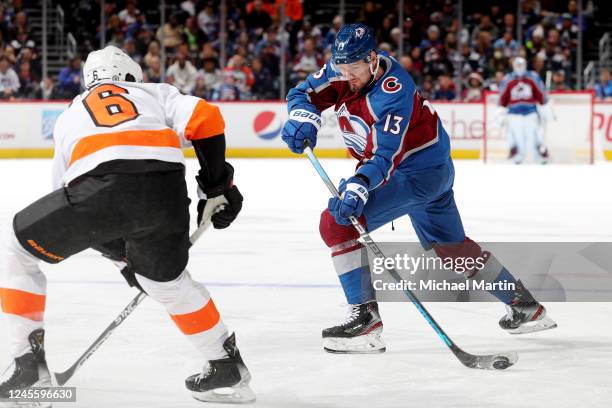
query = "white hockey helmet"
xmin=83 ymin=45 xmax=143 ymax=89
xmin=512 ymin=57 xmax=527 ymax=76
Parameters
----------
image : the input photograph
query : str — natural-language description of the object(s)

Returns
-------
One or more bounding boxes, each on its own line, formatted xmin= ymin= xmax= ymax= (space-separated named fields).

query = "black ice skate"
xmin=322 ymin=301 xmax=385 ymax=354
xmin=499 ymin=281 xmax=557 ymax=334
xmin=185 ymin=333 xmax=255 ymax=404
xmin=0 ymin=329 xmax=53 ymax=408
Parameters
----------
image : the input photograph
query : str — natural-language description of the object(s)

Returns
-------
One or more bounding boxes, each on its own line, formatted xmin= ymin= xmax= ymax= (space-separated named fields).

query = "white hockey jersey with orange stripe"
xmin=51 ymin=81 xmax=224 ymax=189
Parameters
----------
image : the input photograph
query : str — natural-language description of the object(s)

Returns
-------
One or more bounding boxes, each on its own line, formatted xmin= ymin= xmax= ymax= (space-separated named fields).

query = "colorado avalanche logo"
xmin=382 ymin=77 xmax=402 ymax=94
xmin=337 ymin=104 xmax=369 ymax=155
xmin=253 ymin=111 xmax=282 ymax=140
xmin=355 ymin=27 xmax=365 ymax=39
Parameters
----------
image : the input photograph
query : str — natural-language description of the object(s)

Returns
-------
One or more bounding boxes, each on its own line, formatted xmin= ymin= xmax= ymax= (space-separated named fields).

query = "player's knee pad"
xmin=433 ymin=237 xmax=484 ymax=277
xmin=319 ymin=209 xmax=361 ymax=248
xmin=135 ymin=270 xmax=210 ymax=309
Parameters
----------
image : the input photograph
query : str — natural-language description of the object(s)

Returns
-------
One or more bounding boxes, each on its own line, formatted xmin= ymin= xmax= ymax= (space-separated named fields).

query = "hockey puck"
xmin=492 ymin=356 xmax=511 ymax=370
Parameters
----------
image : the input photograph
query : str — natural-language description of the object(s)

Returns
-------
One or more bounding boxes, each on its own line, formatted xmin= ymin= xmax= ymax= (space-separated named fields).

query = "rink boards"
xmin=1 ymin=99 xmax=611 ymax=161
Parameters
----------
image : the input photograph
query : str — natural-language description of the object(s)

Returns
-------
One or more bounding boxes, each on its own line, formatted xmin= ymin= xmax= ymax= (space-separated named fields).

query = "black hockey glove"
xmin=196 ymin=162 xmax=243 ymax=229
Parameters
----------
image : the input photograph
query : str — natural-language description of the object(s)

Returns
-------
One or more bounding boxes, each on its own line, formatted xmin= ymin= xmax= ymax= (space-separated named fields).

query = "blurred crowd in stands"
xmin=0 ymin=0 xmax=610 ymax=102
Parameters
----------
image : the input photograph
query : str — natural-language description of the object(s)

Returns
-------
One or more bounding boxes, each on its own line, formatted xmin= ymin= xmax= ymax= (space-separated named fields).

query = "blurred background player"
xmin=281 ymin=24 xmax=557 ymax=354
xmin=498 ymin=57 xmax=550 ymax=164
xmin=0 ymin=46 xmax=254 ymax=404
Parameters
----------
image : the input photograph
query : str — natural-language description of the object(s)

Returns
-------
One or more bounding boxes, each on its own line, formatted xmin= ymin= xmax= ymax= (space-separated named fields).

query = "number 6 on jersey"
xmin=83 ymin=84 xmax=139 ymax=128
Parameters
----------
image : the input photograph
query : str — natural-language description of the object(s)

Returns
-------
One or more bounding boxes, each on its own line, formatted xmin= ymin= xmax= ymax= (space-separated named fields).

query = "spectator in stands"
xmin=419 ymin=25 xmax=442 ymax=54
xmin=144 ymin=40 xmax=161 ymax=69
xmin=3 ymin=45 xmax=17 ymax=64
xmin=104 ymin=14 xmax=124 ymax=47
xmin=290 ymin=37 xmax=323 ymax=85
xmin=144 ymin=55 xmax=161 ymax=83
xmin=245 ymin=0 xmax=272 ymax=32
xmin=502 ymin=13 xmax=516 ymax=35
xmin=324 ymin=15 xmax=343 ymax=51
xmin=9 ymin=11 xmax=28 ymax=39
xmin=118 ymin=0 xmax=140 ymax=26
xmin=358 ymin=1 xmax=383 ymax=32
xmin=462 ymin=72 xmax=483 ymax=101
xmin=494 ymin=30 xmax=518 ymax=59
xmin=166 ymin=53 xmax=197 ymax=94
xmin=471 ymin=15 xmax=499 ymax=47
xmin=486 ymin=70 xmax=505 ymax=92
xmin=255 ymin=26 xmax=280 ymax=57
xmin=17 ymin=60 xmax=37 ymax=98
xmin=296 ymin=18 xmax=322 ymax=53
xmin=595 ymin=69 xmax=612 ymax=101
xmin=123 ymin=38 xmax=141 ymax=64
xmin=57 ymin=56 xmax=82 ymax=99
xmin=10 ymin=30 xmax=35 ymax=53
xmin=0 ymin=55 xmax=19 ymax=99
xmin=192 ymin=73 xmax=208 ymax=99
xmin=433 ymin=73 xmax=456 ymax=101
xmin=400 ymin=55 xmax=421 ymax=85
xmin=39 ymin=77 xmax=60 ymax=100
xmin=550 ymin=69 xmax=568 ymax=91
xmin=224 ymin=54 xmax=254 ymax=95
xmin=211 ymin=71 xmax=241 ymax=101
xmin=198 ymin=57 xmax=222 ymax=97
xmin=183 ymin=16 xmax=206 ymax=54
xmin=410 ymin=47 xmax=424 ymax=75
xmin=557 ymin=13 xmax=578 ymax=50
xmin=260 ymin=41 xmax=280 ymax=78
xmin=251 ymin=56 xmax=275 ymax=100
xmin=17 ymin=47 xmax=40 ymax=79
xmin=156 ymin=13 xmax=183 ymax=50
xmin=197 ymin=2 xmax=218 ymax=40
xmin=418 ymin=76 xmax=435 ymax=100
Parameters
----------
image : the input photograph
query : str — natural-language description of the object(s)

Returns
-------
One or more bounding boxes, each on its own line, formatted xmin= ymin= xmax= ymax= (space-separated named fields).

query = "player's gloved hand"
xmin=281 ymin=109 xmax=321 ymax=154
xmin=196 ymin=162 xmax=244 ymax=229
xmin=328 ymin=176 xmax=369 ymax=226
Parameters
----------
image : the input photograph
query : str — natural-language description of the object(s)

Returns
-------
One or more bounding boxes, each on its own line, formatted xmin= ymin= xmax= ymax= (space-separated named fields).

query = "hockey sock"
xmin=136 ymin=271 xmax=229 ymax=361
xmin=471 ymin=252 xmax=518 ymax=304
xmin=0 ymin=230 xmax=47 ymax=358
xmin=332 ymin=240 xmax=375 ymax=304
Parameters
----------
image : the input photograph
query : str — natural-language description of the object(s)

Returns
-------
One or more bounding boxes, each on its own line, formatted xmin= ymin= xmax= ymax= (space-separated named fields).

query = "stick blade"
xmin=455 ymin=349 xmax=519 ymax=370
xmin=54 ymin=369 xmax=73 ymax=386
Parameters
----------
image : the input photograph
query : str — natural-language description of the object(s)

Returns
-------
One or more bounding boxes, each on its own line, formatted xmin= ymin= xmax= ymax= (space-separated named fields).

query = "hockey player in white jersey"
xmin=0 ymin=46 xmax=255 ymax=405
xmin=498 ymin=57 xmax=550 ymax=164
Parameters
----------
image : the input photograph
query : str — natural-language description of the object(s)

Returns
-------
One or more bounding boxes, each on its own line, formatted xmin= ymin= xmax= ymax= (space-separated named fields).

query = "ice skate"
xmin=499 ymin=281 xmax=558 ymax=334
xmin=185 ymin=333 xmax=255 ymax=404
xmin=322 ymin=301 xmax=385 ymax=354
xmin=0 ymin=330 xmax=52 ymax=408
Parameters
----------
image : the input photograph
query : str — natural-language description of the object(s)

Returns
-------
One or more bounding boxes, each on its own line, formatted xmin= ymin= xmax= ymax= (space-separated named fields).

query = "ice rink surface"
xmin=1 ymin=158 xmax=612 ymax=408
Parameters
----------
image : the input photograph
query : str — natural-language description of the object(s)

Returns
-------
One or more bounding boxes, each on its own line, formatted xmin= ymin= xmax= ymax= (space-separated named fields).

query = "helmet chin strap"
xmin=367 ymin=54 xmax=380 ymax=86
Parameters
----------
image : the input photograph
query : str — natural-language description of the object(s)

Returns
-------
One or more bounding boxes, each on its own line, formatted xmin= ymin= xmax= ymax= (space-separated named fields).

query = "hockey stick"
xmin=53 ymin=201 xmax=225 ymax=386
xmin=303 ymin=145 xmax=518 ymax=370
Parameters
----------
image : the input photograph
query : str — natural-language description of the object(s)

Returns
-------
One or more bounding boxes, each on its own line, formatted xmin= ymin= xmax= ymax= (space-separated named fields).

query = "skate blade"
xmin=508 ymin=315 xmax=558 ymax=335
xmin=323 ymin=327 xmax=386 ymax=354
xmin=192 ymin=379 xmax=256 ymax=404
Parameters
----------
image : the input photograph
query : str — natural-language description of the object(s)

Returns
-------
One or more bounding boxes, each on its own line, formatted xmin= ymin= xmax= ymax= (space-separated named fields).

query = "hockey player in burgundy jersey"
xmin=282 ymin=24 xmax=557 ymax=354
xmin=498 ymin=57 xmax=550 ymax=163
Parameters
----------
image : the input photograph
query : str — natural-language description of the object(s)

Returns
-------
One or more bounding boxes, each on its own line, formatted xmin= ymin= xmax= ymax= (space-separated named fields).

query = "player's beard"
xmin=349 ymin=74 xmax=373 ymax=93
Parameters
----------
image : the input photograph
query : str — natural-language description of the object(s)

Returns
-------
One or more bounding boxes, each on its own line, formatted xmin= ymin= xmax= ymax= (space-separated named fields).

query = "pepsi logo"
xmin=253 ymin=111 xmax=283 ymax=140
xmin=382 ymin=77 xmax=402 ymax=94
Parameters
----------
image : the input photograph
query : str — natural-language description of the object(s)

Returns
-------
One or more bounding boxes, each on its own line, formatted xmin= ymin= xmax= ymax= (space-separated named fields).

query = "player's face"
xmin=336 ymin=60 xmax=372 ymax=92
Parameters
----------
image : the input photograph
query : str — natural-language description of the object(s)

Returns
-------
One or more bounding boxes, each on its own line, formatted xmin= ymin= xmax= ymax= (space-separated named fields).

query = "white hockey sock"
xmin=136 ymin=271 xmax=229 ymax=361
xmin=0 ymin=229 xmax=47 ymax=358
